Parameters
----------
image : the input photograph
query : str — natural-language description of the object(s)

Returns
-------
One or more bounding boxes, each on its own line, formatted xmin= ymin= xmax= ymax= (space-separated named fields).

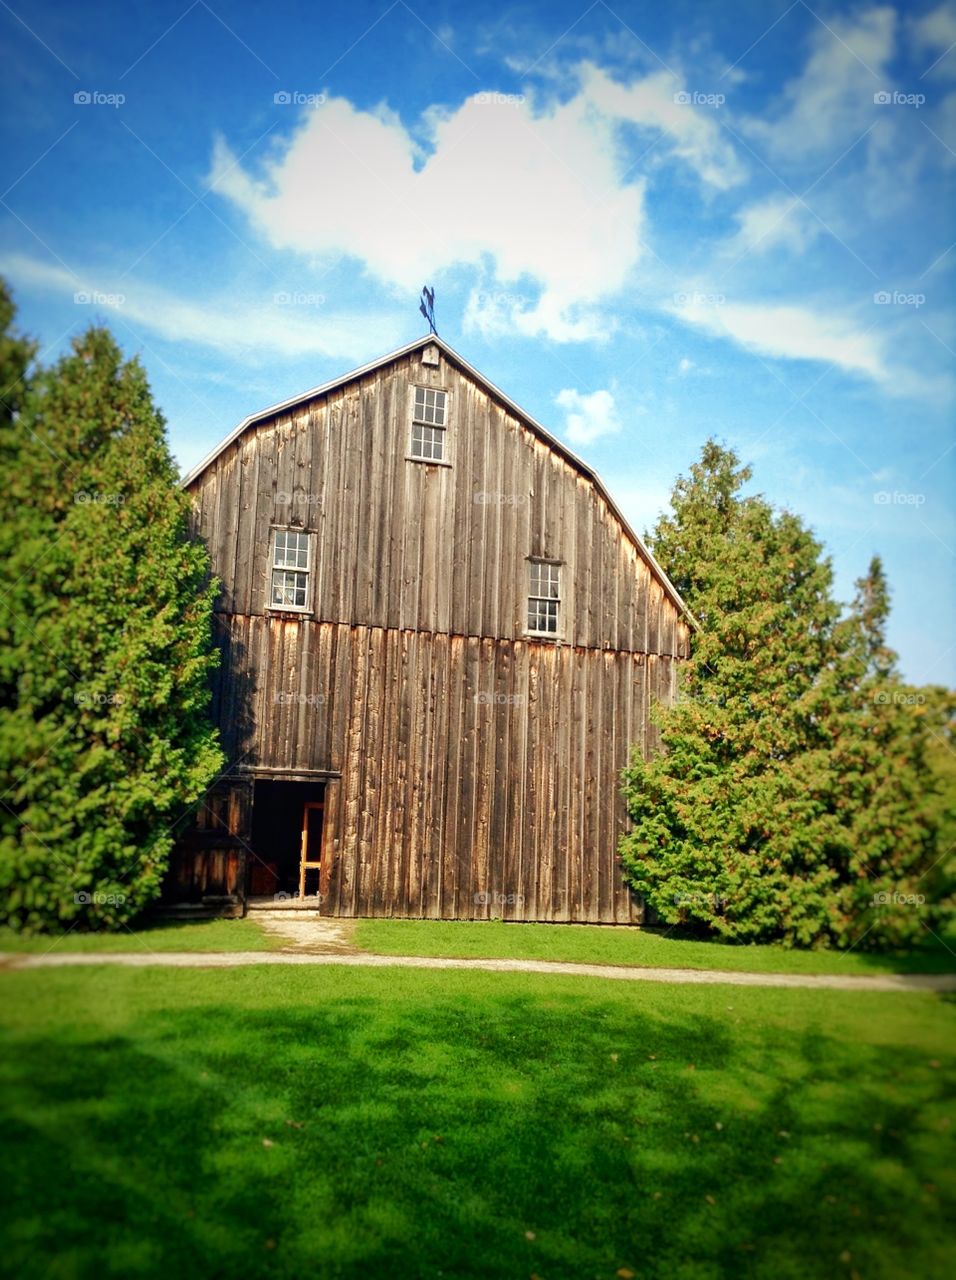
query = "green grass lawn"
xmin=0 ymin=965 xmax=952 ymax=1279
xmin=3 ymin=915 xmax=953 ymax=977
xmin=0 ymin=917 xmax=279 ymax=954
xmin=354 ymin=919 xmax=956 ymax=975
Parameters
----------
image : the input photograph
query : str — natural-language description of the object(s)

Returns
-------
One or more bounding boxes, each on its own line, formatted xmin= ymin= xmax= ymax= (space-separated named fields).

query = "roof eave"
xmin=179 ymin=334 xmax=436 ymax=489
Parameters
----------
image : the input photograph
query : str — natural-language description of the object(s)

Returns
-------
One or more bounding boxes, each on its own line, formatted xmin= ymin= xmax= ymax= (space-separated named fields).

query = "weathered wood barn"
xmin=164 ymin=335 xmax=692 ymax=921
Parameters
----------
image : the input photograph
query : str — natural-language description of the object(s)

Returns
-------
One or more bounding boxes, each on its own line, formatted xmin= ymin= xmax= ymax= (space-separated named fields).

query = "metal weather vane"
xmin=419 ymin=285 xmax=437 ymax=336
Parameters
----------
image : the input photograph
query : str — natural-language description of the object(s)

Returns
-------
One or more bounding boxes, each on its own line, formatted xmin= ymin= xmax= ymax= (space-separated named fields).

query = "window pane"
xmin=530 ymin=563 xmax=560 ymax=599
xmin=413 ymin=386 xmax=447 ymax=426
xmin=273 ymin=530 xmax=311 ymax=570
xmin=528 ymin=598 xmax=558 ymax=633
xmin=271 ymin=568 xmax=308 ymax=608
xmin=410 ymin=422 xmax=445 ymax=461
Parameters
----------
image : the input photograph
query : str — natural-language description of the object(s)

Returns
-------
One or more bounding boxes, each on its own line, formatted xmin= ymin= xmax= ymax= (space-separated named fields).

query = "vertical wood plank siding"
xmin=177 ymin=347 xmax=691 ymax=921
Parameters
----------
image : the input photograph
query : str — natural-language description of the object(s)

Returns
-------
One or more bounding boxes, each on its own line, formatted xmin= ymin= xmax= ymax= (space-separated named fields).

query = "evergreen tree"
xmin=826 ymin=558 xmax=949 ymax=945
xmin=620 ymin=442 xmax=948 ymax=948
xmin=0 ymin=316 xmax=223 ymax=932
xmin=916 ymin=685 xmax=956 ymax=923
xmin=0 ymin=280 xmax=35 ymax=426
xmin=0 ymin=282 xmax=38 ymax=695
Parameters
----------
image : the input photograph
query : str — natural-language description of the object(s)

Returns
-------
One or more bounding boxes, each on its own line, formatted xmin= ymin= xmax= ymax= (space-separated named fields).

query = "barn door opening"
xmin=248 ymin=780 xmax=325 ymax=900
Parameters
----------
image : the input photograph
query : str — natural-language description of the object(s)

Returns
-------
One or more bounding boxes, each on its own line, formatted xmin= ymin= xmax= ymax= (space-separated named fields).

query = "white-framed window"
xmin=527 ymin=560 xmax=561 ymax=636
xmin=409 ymin=386 xmax=448 ymax=461
xmin=270 ymin=529 xmax=311 ymax=611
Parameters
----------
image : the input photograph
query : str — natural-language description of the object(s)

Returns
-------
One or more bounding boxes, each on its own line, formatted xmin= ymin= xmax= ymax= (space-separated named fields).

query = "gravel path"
xmin=2 ymin=948 xmax=953 ymax=992
xmin=252 ymin=914 xmax=356 ymax=952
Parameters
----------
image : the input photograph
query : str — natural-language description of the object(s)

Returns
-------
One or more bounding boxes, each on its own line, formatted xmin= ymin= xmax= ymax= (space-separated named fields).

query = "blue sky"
xmin=1 ymin=0 xmax=954 ymax=683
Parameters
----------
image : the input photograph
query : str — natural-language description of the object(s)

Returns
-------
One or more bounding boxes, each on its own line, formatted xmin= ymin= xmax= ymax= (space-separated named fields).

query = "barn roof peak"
xmin=181 ymin=333 xmax=694 ymax=625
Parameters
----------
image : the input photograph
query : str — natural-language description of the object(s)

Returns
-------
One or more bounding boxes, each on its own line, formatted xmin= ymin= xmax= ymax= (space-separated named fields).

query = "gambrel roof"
xmin=182 ymin=334 xmax=694 ymax=625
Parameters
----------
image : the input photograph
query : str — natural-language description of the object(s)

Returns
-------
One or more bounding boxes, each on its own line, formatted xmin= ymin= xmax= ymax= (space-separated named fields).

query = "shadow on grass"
xmin=1 ymin=987 xmax=952 ymax=1280
xmin=638 ymin=925 xmax=956 ymax=975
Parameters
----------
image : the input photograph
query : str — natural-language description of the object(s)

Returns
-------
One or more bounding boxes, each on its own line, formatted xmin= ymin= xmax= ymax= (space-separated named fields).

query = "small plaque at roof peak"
xmin=421 ymin=343 xmax=440 ymax=367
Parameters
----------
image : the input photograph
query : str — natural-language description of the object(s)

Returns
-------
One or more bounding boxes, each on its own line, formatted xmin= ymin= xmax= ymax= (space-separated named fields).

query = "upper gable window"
xmin=270 ymin=529 xmax=311 ymax=611
xmin=409 ymin=386 xmax=448 ymax=462
xmin=527 ymin=560 xmax=561 ymax=636
xmin=414 ymin=385 xmax=447 ymax=425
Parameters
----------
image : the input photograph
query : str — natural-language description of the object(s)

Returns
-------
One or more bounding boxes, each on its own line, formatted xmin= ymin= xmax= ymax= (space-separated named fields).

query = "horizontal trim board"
xmin=211 ymin=613 xmax=682 ymax=661
xmin=225 ymin=767 xmax=343 ymax=780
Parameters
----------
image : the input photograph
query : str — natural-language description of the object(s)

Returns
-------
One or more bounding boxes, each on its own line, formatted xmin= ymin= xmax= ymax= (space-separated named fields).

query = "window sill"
xmin=265 ymin=607 xmax=314 ymax=620
xmin=405 ymin=455 xmax=452 ymax=467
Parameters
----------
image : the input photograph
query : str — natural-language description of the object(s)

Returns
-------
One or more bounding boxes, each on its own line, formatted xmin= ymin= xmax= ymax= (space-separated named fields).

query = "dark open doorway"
xmin=248 ymin=779 xmax=325 ymax=899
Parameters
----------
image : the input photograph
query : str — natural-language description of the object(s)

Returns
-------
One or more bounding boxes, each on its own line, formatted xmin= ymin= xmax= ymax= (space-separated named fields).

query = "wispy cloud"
xmin=910 ymin=2 xmax=956 ymax=76
xmin=721 ymin=194 xmax=822 ymax=258
xmin=741 ymin=6 xmax=895 ymax=160
xmin=670 ymin=294 xmax=888 ymax=382
xmin=0 ymin=253 xmax=405 ymax=360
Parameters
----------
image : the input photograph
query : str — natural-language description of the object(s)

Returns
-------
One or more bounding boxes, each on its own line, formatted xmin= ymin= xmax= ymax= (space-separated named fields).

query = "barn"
xmin=163 ymin=334 xmax=693 ymax=922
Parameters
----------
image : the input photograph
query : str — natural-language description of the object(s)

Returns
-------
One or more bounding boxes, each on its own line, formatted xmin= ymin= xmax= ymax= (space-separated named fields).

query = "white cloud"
xmin=554 ymin=387 xmax=622 ymax=444
xmin=677 ymin=357 xmax=696 ymax=374
xmin=671 ymin=295 xmax=888 ymax=382
xmin=0 ymin=253 xmax=404 ymax=360
xmin=723 ymin=194 xmax=822 ymax=257
xmin=929 ymin=88 xmax=956 ymax=164
xmin=208 ymin=68 xmax=743 ymax=343
xmin=911 ymin=3 xmax=956 ymax=75
xmin=743 ymin=7 xmax=896 ymax=159
xmin=577 ymin=64 xmax=744 ymax=190
xmin=463 ymin=286 xmax=612 ymax=343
